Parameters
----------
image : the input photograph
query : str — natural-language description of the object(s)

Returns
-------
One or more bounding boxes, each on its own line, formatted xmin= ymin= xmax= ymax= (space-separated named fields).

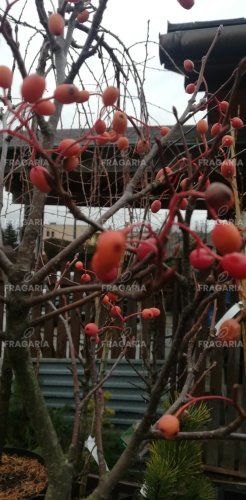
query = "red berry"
xmin=54 ymin=84 xmax=79 ymax=104
xmin=48 ymin=13 xmax=64 ymax=36
xmin=141 ymin=309 xmax=154 ymax=320
xmin=211 ymin=122 xmax=222 ymax=137
xmin=95 ymin=230 xmax=126 ymax=270
xmin=155 ymin=167 xmax=172 ymax=182
xmin=77 ymin=9 xmax=90 ymax=23
xmin=179 ymin=198 xmax=188 ymax=210
xmin=91 ymin=254 xmax=118 ymax=282
xmin=221 ymin=135 xmax=235 ymax=148
xmin=151 ymin=199 xmax=161 ymax=213
xmin=81 ymin=273 xmax=91 ymax=283
xmin=189 ymin=247 xmax=214 ymax=269
xmin=63 ymin=156 xmax=79 ymax=172
xmin=85 ymin=323 xmax=98 ymax=336
xmin=21 ymin=74 xmax=46 ymax=103
xmin=205 ymin=182 xmax=234 ymax=211
xmin=218 ymin=319 xmax=241 ymax=345
xmin=183 ymin=59 xmax=194 ymax=72
xmin=102 ymin=86 xmax=120 ymax=106
xmin=75 ymin=261 xmax=83 ymax=270
xmin=107 ymin=292 xmax=118 ymax=302
xmin=117 ymin=136 xmax=129 ymax=150
xmin=30 ymin=166 xmax=51 ymax=193
xmin=220 ymin=159 xmax=236 ymax=179
xmin=33 ymin=100 xmax=56 ymax=116
xmin=101 ymin=294 xmax=110 ymax=305
xmin=231 ymin=117 xmax=244 ymax=129
xmin=160 ymin=126 xmax=171 ymax=136
xmin=219 ymin=100 xmax=229 ymax=113
xmin=111 ymin=305 xmax=121 ymax=316
xmin=58 ymin=138 xmax=81 ymax=157
xmin=156 ymin=414 xmax=180 ymax=438
xmin=221 ymin=252 xmax=246 ymax=279
xmin=224 ymin=231 xmax=242 ymax=260
xmin=136 ymin=139 xmax=150 ymax=155
xmin=150 ymin=307 xmax=161 ymax=317
xmin=185 ymin=83 xmax=196 ymax=94
xmin=112 ymin=111 xmax=127 ymax=134
xmin=0 ymin=66 xmax=13 ymax=88
xmin=136 ymin=238 xmax=158 ymax=260
xmin=94 ymin=119 xmax=106 ymax=135
xmin=196 ymin=119 xmax=208 ymax=135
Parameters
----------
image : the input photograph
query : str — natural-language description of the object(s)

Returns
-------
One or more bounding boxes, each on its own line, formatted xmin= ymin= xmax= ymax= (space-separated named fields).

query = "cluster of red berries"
xmin=75 ymin=260 xmax=91 ymax=283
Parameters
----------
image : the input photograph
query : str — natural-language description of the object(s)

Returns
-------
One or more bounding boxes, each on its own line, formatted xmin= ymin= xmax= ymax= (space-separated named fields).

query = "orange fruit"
xmin=54 ymin=84 xmax=79 ymax=104
xmin=48 ymin=13 xmax=64 ymax=36
xmin=0 ymin=66 xmax=13 ymax=88
xmin=102 ymin=86 xmax=120 ymax=106
xmin=21 ymin=74 xmax=46 ymax=103
xmin=112 ymin=111 xmax=127 ymax=134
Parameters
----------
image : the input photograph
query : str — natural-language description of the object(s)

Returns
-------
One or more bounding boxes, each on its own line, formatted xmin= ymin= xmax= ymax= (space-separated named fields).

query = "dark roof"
xmin=159 ymin=18 xmax=246 ymax=90
xmin=0 ymin=125 xmax=197 ymax=148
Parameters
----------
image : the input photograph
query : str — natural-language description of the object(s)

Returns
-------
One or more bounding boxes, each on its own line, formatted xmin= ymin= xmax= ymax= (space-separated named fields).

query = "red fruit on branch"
xmin=189 ymin=247 xmax=214 ymax=269
xmin=0 ymin=66 xmax=13 ymax=88
xmin=221 ymin=135 xmax=235 ymax=147
xmin=48 ymin=13 xmax=64 ymax=36
xmin=221 ymin=252 xmax=246 ymax=279
xmin=58 ymin=139 xmax=81 ymax=157
xmin=150 ymin=307 xmax=161 ymax=317
xmin=136 ymin=238 xmax=158 ymax=260
xmin=110 ymin=305 xmax=121 ymax=316
xmin=136 ymin=139 xmax=150 ymax=154
xmin=95 ymin=230 xmax=126 ymax=269
xmin=102 ymin=86 xmax=120 ymax=106
xmin=77 ymin=10 xmax=90 ymax=23
xmin=212 ymin=222 xmax=242 ymax=255
xmin=30 ymin=166 xmax=52 ymax=193
xmin=219 ymin=100 xmax=229 ymax=113
xmin=156 ymin=414 xmax=180 ymax=439
xmin=75 ymin=261 xmax=83 ymax=270
xmin=63 ymin=156 xmax=79 ymax=172
xmin=81 ymin=273 xmax=91 ymax=283
xmin=94 ymin=119 xmax=106 ymax=135
xmin=155 ymin=167 xmax=172 ymax=182
xmin=231 ymin=117 xmax=244 ymax=129
xmin=101 ymin=294 xmax=110 ymax=305
xmin=21 ymin=74 xmax=46 ymax=103
xmin=185 ymin=83 xmax=196 ymax=94
xmin=179 ymin=198 xmax=188 ymax=210
xmin=107 ymin=130 xmax=119 ymax=143
xmin=54 ymin=84 xmax=79 ymax=104
xmin=220 ymin=159 xmax=236 ymax=179
xmin=205 ymin=182 xmax=234 ymax=211
xmin=117 ymin=136 xmax=129 ymax=150
xmin=76 ymin=89 xmax=90 ymax=103
xmin=33 ymin=100 xmax=56 ymax=116
xmin=196 ymin=119 xmax=208 ymax=135
xmin=183 ymin=59 xmax=194 ymax=72
xmin=112 ymin=111 xmax=128 ymax=134
xmin=91 ymin=255 xmax=118 ymax=283
xmin=211 ymin=122 xmax=222 ymax=137
xmin=160 ymin=126 xmax=171 ymax=136
xmin=85 ymin=323 xmax=98 ymax=336
xmin=107 ymin=292 xmax=118 ymax=302
xmin=151 ymin=199 xmax=161 ymax=213
xmin=218 ymin=319 xmax=241 ymax=343
xmin=141 ymin=309 xmax=154 ymax=320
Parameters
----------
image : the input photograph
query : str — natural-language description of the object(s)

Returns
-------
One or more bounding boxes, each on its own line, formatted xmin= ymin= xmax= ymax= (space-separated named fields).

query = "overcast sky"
xmin=1 ymin=0 xmax=245 ymax=229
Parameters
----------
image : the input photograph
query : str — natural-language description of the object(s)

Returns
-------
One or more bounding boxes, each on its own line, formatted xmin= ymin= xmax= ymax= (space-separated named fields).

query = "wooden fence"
xmin=0 ymin=266 xmax=246 ymax=477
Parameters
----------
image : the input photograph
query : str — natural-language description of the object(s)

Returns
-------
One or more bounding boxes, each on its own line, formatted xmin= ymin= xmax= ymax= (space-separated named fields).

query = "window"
xmin=46 ymin=231 xmax=50 ymax=237
xmin=51 ymin=231 xmax=55 ymax=237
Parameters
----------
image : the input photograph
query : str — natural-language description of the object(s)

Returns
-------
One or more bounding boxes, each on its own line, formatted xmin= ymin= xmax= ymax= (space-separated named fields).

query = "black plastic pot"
xmin=2 ymin=447 xmax=47 ymax=499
